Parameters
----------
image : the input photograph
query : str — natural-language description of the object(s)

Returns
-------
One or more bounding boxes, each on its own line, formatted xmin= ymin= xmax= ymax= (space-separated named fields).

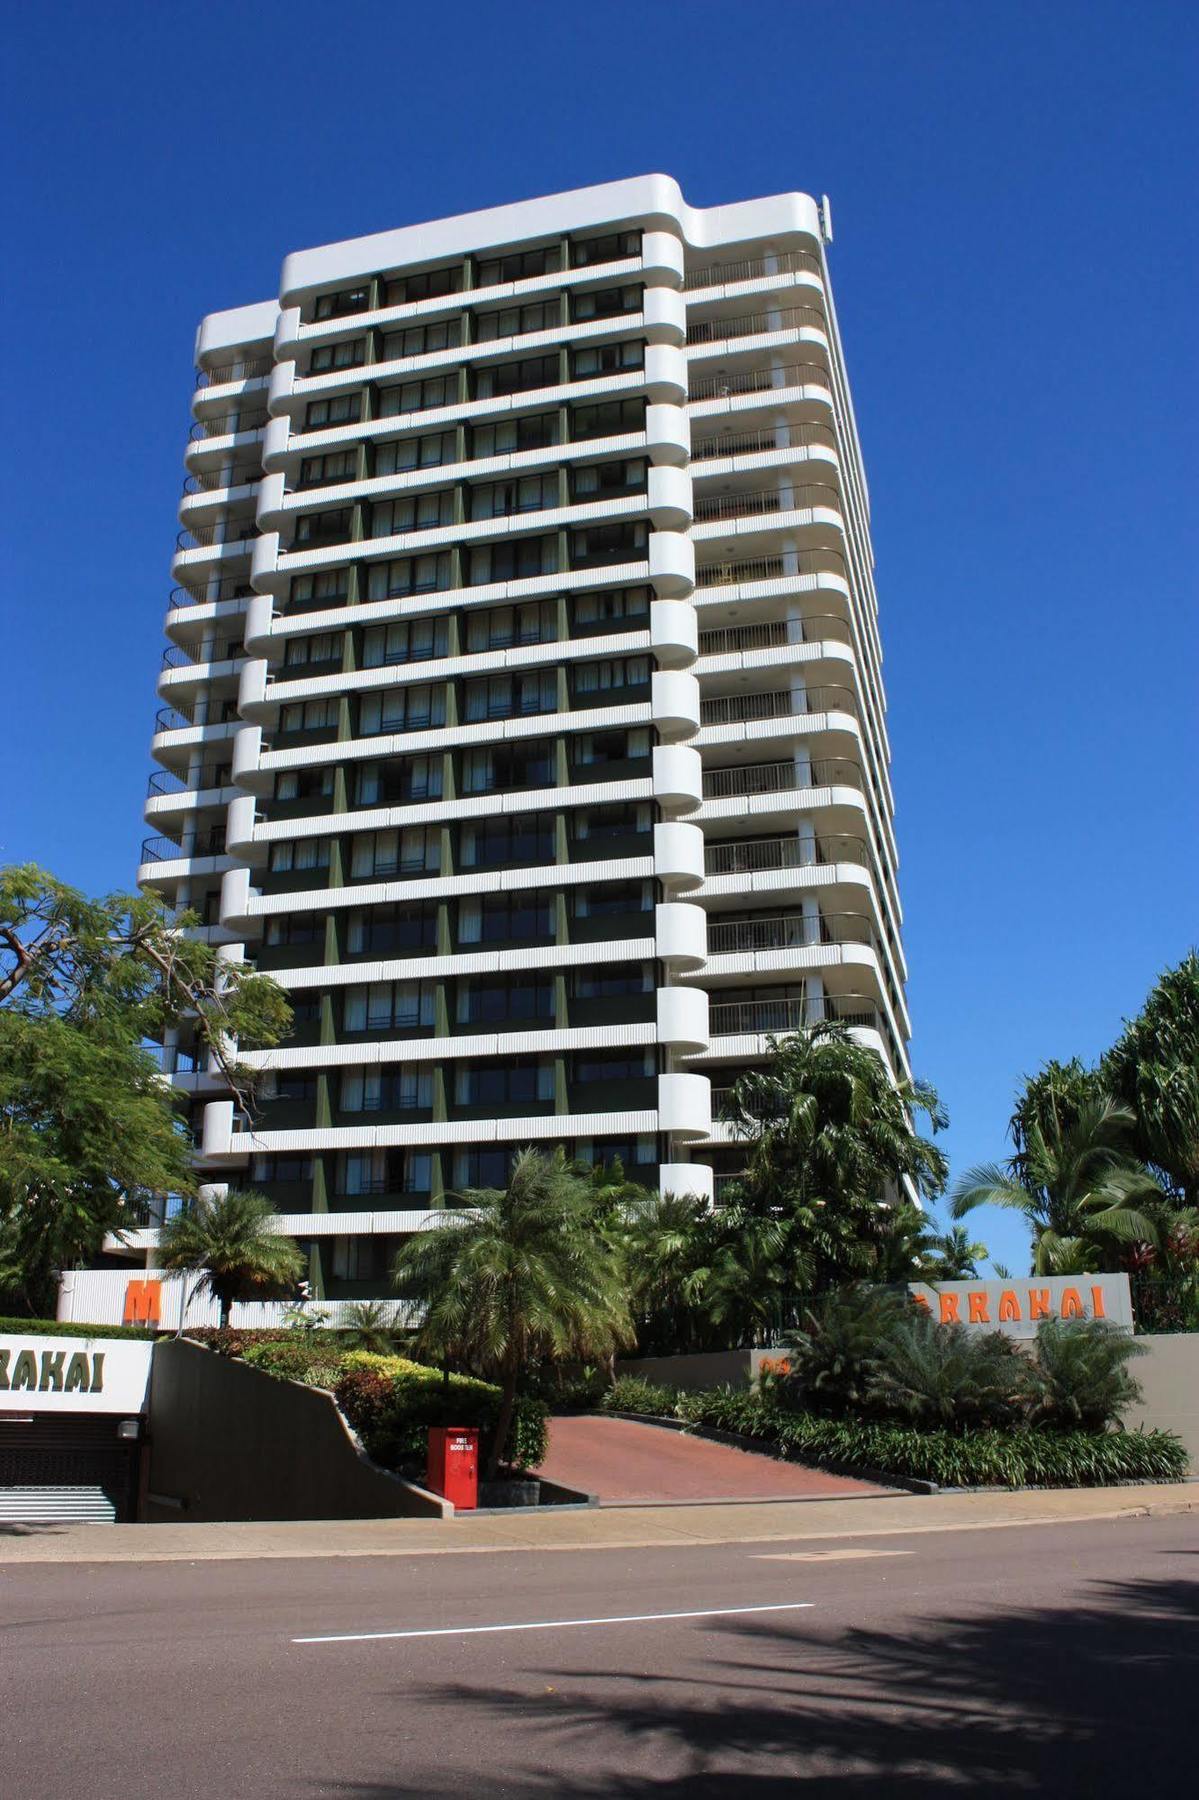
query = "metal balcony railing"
xmin=189 ymin=408 xmax=269 ymax=441
xmin=695 ymin=550 xmax=847 ymax=589
xmin=140 ymin=827 xmax=227 ymax=864
xmin=697 ymin=614 xmax=851 ymax=656
xmin=707 ymin=912 xmax=876 ymax=956
xmin=147 ymin=764 xmax=234 ymax=797
xmin=183 ymin=465 xmax=262 ymax=495
xmin=701 ymin=757 xmax=863 ymax=801
xmin=688 ymin=360 xmax=833 ymax=404
xmin=691 ymin=422 xmax=838 ymax=462
xmin=693 ymin=484 xmax=842 ymax=524
xmin=195 ymin=356 xmax=272 ymax=389
xmin=176 ymin=517 xmax=261 ymax=551
xmin=161 ymin=639 xmax=243 ymax=670
xmin=704 ymin=833 xmax=869 ymax=877
xmin=709 ymin=994 xmax=881 ymax=1037
xmin=700 ymin=685 xmax=857 ymax=727
xmin=684 ymin=248 xmax=823 ymax=291
xmin=168 ymin=576 xmax=256 ymax=609
xmin=686 ymin=306 xmax=827 ymax=347
xmin=154 ymin=700 xmax=239 ymax=732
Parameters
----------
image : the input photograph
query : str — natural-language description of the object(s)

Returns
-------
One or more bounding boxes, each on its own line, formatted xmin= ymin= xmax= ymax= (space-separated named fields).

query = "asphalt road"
xmin=2 ymin=1513 xmax=1195 ymax=1797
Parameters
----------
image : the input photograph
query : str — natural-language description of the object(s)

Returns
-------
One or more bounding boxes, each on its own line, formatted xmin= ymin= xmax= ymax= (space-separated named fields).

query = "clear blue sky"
xmin=3 ymin=0 xmax=1195 ymax=1272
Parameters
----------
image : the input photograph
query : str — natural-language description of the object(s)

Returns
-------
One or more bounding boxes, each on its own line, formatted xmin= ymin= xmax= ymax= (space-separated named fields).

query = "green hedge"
xmin=335 ymin=1353 xmax=549 ymax=1475
xmin=671 ymin=1388 xmax=1188 ymax=1489
xmin=0 ymin=1316 xmax=161 ymax=1341
xmin=241 ymin=1338 xmax=352 ymax=1389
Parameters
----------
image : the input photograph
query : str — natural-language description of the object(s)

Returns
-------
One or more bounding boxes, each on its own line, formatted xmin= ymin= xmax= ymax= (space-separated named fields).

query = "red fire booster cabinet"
xmin=426 ymin=1426 xmax=479 ymax=1510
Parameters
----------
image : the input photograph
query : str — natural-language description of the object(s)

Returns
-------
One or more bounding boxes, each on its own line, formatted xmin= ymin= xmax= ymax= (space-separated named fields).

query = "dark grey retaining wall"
xmin=144 ymin=1339 xmax=447 ymax=1522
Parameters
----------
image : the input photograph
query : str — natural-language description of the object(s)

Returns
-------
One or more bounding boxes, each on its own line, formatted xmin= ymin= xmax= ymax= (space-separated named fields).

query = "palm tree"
xmin=158 ymin=1187 xmax=305 ymax=1328
xmin=614 ymin=1190 xmax=717 ymax=1356
xmin=951 ymin=1097 xmax=1161 ymax=1274
xmin=392 ymin=1148 xmax=633 ymax=1478
xmin=918 ymin=1224 xmax=989 ymax=1279
xmin=1103 ymin=951 xmax=1199 ymax=1206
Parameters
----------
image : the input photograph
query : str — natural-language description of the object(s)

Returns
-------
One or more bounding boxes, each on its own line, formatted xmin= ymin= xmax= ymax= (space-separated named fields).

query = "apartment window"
xmin=375 ymin=431 xmax=456 ymax=476
xmin=573 ymin=585 xmax=651 ymax=625
xmin=304 ymin=393 xmax=361 ymax=429
xmin=274 ymin=767 xmax=335 ymax=802
xmin=331 ymin=1235 xmax=393 ymax=1282
xmin=293 ymin=508 xmax=352 ymax=548
xmin=358 ymin=683 xmax=445 ymax=735
xmin=250 ymin=1154 xmax=313 ymax=1185
xmin=475 ymin=245 xmax=559 ymax=286
xmin=571 ymin=284 xmax=642 ymax=321
xmin=469 ymin=472 xmax=557 ymax=521
xmin=571 ymin=339 xmax=644 ymax=379
xmin=309 ymin=338 xmax=366 ymax=374
xmin=474 ymin=299 xmax=558 ymax=342
xmin=457 ymin=975 xmax=554 ymax=1024
xmin=264 ymin=914 xmax=324 ymax=947
xmin=353 ymin=755 xmax=441 ymax=805
xmin=572 ymin=459 xmax=646 ymax=500
xmin=464 ymin=601 xmax=556 ymax=653
xmin=459 ymin=814 xmax=554 ymax=869
xmin=574 ymin=802 xmax=652 ymax=841
xmin=290 ymin=570 xmax=348 ymax=608
xmin=473 ymin=354 xmax=558 ymax=401
xmin=462 ymin=670 xmax=557 ymax=723
xmin=382 ymin=264 xmax=462 ymax=306
xmin=349 ymin=826 xmax=439 ymax=880
xmin=283 ymin=633 xmax=340 ymax=668
xmin=268 ymin=838 xmax=330 ymax=874
xmin=574 ymin=656 xmax=651 ymax=695
xmin=458 ymin=893 xmax=554 ymax=944
xmin=278 ymin=698 xmax=339 ymax=732
xmin=573 ymin=878 xmax=654 ymax=918
xmin=344 ymin=902 xmax=437 ymax=955
xmin=340 ymin=1067 xmax=432 ymax=1113
xmin=573 ymin=727 xmax=651 ymax=767
xmin=377 ymin=373 xmax=458 ymax=416
xmin=265 ymin=1071 xmax=317 ymax=1106
xmin=570 ymin=520 xmax=648 ymax=566
xmin=381 ymin=318 xmax=460 ymax=360
xmin=343 ymin=980 xmax=436 ymax=1032
xmin=461 ymin=739 xmax=555 ymax=795
xmin=314 ymin=285 xmax=370 ymax=321
xmin=571 ymin=397 xmax=646 ymax=442
xmin=468 ymin=535 xmax=557 ymax=585
xmin=297 ymin=450 xmax=358 ymax=489
xmin=576 ymin=1135 xmax=656 ymax=1171
xmin=362 ymin=618 xmax=448 ymax=666
xmin=366 ymin=554 xmax=451 ymax=600
xmin=574 ymin=1048 xmax=656 ymax=1082
xmin=471 ymin=413 xmax=558 ymax=458
xmin=573 ymin=962 xmax=653 ymax=998
xmin=452 ymin=1146 xmax=511 ymax=1191
xmin=370 ymin=489 xmax=454 ymax=536
xmin=570 ymin=230 xmax=642 ymax=267
xmin=454 ymin=1060 xmax=553 ymax=1106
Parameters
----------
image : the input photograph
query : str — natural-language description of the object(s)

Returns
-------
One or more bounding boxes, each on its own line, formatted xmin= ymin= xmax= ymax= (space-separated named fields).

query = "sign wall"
xmin=907 ymin=1274 xmax=1133 ymax=1340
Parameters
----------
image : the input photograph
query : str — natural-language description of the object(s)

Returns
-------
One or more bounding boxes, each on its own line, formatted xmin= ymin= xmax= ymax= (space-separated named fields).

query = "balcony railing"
xmin=704 ymin=833 xmax=869 ymax=877
xmin=195 ymin=356 xmax=272 ymax=389
xmin=140 ymin=827 xmax=227 ymax=864
xmin=189 ymin=408 xmax=269 ymax=441
xmin=183 ymin=465 xmax=262 ymax=495
xmin=691 ymin=422 xmax=838 ymax=462
xmin=688 ymin=361 xmax=833 ymax=404
xmin=700 ymin=685 xmax=857 ymax=727
xmin=694 ymin=484 xmax=841 ymax=524
xmin=707 ymin=912 xmax=876 ymax=956
xmin=701 ymin=757 xmax=863 ymax=801
xmin=686 ymin=306 xmax=827 ymax=347
xmin=709 ymin=994 xmax=881 ymax=1037
xmin=169 ymin=576 xmax=257 ymax=609
xmin=147 ymin=764 xmax=233 ymax=797
xmin=154 ymin=700 xmax=239 ymax=732
xmin=161 ymin=639 xmax=243 ymax=670
xmin=176 ymin=517 xmax=261 ymax=551
xmin=697 ymin=614 xmax=851 ymax=656
xmin=684 ymin=248 xmax=823 ymax=291
xmin=695 ymin=550 xmax=847 ymax=589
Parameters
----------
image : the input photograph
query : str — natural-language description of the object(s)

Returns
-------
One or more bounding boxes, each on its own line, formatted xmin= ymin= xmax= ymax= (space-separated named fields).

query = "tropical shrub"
xmin=335 ymin=1351 xmax=548 ymax=1474
xmin=869 ymin=1316 xmax=1032 ymax=1430
xmin=779 ymin=1285 xmax=914 ymax=1416
xmin=0 ymin=1315 xmax=161 ymax=1340
xmin=600 ymin=1375 xmax=680 ymax=1417
xmin=240 ymin=1336 xmax=350 ymax=1389
xmin=1026 ymin=1318 xmax=1144 ymax=1431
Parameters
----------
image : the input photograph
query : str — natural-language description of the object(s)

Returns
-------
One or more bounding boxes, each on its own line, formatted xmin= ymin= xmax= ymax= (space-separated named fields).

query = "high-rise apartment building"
xmin=133 ymin=175 xmax=910 ymax=1305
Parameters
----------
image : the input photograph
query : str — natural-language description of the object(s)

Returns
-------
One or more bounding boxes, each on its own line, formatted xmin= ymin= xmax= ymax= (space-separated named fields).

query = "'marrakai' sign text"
xmin=907 ymin=1274 xmax=1133 ymax=1339
xmin=0 ymin=1336 xmax=153 ymax=1414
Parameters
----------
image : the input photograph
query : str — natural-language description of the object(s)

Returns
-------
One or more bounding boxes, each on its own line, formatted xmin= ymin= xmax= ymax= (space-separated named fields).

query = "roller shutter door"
xmin=0 ymin=1415 xmax=138 ymax=1522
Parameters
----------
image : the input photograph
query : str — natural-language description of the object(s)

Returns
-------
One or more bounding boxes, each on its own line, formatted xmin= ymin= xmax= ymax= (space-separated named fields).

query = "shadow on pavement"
xmin=324 ymin=1575 xmax=1198 ymax=1796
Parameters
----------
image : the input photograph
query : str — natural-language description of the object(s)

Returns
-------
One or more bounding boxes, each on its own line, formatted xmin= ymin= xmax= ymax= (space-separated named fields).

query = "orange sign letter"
xmin=997 ymin=1290 xmax=1022 ymax=1322
xmin=939 ymin=1293 xmax=961 ymax=1324
xmin=1029 ymin=1289 xmax=1052 ymax=1320
xmin=968 ymin=1292 xmax=991 ymax=1324
xmin=1061 ymin=1288 xmax=1084 ymax=1319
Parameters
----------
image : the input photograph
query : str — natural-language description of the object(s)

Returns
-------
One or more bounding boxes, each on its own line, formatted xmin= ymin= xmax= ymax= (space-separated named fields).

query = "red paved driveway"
xmin=536 ymin=1414 xmax=892 ymax=1505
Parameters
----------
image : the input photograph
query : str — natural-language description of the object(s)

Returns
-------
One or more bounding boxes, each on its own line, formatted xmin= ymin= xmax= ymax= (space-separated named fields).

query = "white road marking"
xmin=753 ymin=1548 xmax=915 ymax=1563
xmin=292 ymin=1599 xmax=815 ymax=1646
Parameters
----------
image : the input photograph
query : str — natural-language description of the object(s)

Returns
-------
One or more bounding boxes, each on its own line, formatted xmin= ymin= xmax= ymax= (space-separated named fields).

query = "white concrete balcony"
xmin=683 ymin=246 xmax=824 ymax=303
xmin=652 ymin=744 xmax=703 ymax=812
xmin=652 ymin=669 xmax=701 ymax=740
xmin=649 ymin=598 xmax=697 ymax=667
xmin=646 ymin=464 xmax=692 ymax=529
xmin=657 ymin=985 xmax=709 ymax=1055
xmin=648 ymin=529 xmax=695 ymax=596
xmin=645 ymin=401 xmax=690 ymax=464
xmin=653 ymin=821 xmax=705 ymax=890
xmin=654 ymin=901 xmax=707 ymax=970
xmin=658 ymin=1159 xmax=714 ymax=1202
xmin=687 ymin=357 xmax=835 ymax=413
xmin=656 ymin=1072 xmax=711 ymax=1139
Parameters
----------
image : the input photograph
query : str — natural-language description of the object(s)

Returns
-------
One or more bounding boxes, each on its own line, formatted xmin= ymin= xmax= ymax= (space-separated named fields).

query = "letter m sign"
xmin=123 ymin=1279 xmax=162 ymax=1327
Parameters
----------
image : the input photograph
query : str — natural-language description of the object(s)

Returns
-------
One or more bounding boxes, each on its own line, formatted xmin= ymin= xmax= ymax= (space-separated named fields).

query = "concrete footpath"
xmin=0 ymin=1482 xmax=1193 ymax=1564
